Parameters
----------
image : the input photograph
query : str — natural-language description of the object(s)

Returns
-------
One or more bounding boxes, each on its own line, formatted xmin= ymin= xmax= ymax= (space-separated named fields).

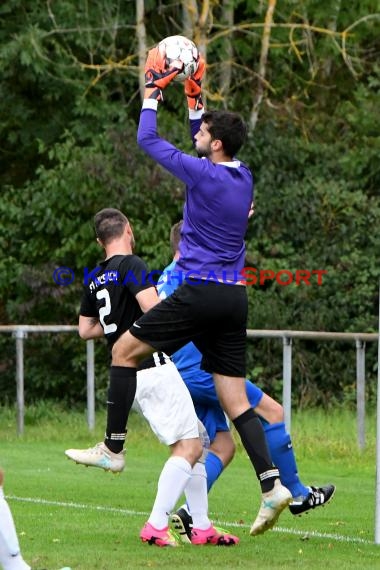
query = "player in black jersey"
xmin=65 ymin=208 xmax=239 ymax=546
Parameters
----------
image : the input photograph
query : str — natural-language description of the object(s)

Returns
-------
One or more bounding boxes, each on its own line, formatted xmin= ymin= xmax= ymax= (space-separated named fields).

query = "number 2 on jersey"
xmin=96 ymin=289 xmax=117 ymax=334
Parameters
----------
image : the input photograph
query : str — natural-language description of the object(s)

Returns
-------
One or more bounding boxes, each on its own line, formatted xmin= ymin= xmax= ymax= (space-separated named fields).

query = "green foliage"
xmin=242 ymin=69 xmax=380 ymax=403
xmin=0 ymin=0 xmax=379 ymax=404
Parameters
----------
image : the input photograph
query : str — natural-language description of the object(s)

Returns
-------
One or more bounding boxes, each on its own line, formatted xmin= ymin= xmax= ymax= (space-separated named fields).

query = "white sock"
xmin=184 ymin=462 xmax=210 ymax=530
xmin=148 ymin=456 xmax=192 ymax=530
xmin=0 ymin=488 xmax=31 ymax=570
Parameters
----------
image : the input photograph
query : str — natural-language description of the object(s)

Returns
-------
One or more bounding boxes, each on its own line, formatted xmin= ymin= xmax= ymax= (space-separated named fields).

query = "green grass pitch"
xmin=1 ymin=406 xmax=379 ymax=569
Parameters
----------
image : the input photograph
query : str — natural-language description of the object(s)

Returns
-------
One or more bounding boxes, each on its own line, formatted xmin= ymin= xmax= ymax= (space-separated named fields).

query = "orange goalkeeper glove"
xmin=184 ymin=55 xmax=206 ymax=110
xmin=144 ymin=46 xmax=182 ymax=101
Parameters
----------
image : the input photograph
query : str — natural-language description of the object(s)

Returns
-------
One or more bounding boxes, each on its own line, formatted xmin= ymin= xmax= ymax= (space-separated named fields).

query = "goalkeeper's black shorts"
xmin=130 ymin=278 xmax=248 ymax=377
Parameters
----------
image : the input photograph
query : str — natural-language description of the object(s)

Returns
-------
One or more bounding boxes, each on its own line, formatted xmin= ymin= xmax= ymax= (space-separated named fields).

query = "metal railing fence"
xmin=246 ymin=329 xmax=378 ymax=447
xmin=0 ymin=325 xmax=377 ymax=441
xmin=0 ymin=324 xmax=379 ymax=543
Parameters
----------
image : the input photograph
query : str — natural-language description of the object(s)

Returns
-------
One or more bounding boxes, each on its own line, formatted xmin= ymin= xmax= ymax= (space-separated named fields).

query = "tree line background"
xmin=0 ymin=0 xmax=379 ymax=408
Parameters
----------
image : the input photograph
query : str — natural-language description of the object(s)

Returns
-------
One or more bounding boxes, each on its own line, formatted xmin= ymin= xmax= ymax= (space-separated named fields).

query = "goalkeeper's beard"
xmin=196 ymin=144 xmax=212 ymax=159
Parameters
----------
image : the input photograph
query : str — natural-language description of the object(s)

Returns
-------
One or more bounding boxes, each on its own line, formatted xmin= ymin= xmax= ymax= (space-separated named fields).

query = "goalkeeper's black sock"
xmin=104 ymin=366 xmax=136 ymax=454
xmin=233 ymin=408 xmax=279 ymax=493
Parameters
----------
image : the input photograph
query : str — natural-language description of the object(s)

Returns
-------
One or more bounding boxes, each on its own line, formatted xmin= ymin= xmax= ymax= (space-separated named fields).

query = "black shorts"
xmin=130 ymin=279 xmax=248 ymax=377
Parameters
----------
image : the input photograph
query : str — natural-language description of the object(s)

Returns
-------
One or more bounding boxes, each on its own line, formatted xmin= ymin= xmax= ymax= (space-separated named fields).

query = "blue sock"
xmin=263 ymin=422 xmax=309 ymax=498
xmin=205 ymin=451 xmax=224 ymax=492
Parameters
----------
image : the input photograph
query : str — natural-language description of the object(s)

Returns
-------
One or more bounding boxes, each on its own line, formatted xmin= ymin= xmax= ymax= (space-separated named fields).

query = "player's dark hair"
xmin=170 ymin=220 xmax=183 ymax=254
xmin=94 ymin=208 xmax=129 ymax=245
xmin=201 ymin=110 xmax=247 ymax=158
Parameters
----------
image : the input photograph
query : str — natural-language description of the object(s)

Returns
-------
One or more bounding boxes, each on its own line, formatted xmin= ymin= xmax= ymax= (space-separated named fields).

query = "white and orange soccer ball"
xmin=158 ymin=35 xmax=199 ymax=82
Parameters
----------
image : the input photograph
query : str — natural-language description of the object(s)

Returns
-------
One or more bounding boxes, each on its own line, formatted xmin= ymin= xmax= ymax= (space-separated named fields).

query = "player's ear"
xmin=125 ymin=223 xmax=135 ymax=246
xmin=96 ymin=237 xmax=104 ymax=248
xmin=211 ymin=138 xmax=222 ymax=152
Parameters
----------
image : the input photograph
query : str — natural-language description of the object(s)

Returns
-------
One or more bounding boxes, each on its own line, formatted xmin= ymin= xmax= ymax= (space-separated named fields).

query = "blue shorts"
xmin=181 ymin=369 xmax=264 ymax=443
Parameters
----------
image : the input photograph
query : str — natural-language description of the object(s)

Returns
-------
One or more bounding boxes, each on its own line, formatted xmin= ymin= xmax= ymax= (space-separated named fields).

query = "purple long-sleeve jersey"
xmin=137 ymin=108 xmax=254 ymax=280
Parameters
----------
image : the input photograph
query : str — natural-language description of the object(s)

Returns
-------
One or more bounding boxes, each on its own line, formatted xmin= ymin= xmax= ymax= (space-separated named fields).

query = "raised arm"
xmin=137 ymin=46 xmax=206 ymax=186
xmin=184 ymin=55 xmax=206 ymax=144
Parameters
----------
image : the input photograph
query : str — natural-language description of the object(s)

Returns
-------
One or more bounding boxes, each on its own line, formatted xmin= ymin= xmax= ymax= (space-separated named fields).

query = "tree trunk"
xmin=136 ymin=0 xmax=146 ymax=100
xmin=249 ymin=0 xmax=277 ymax=130
xmin=182 ymin=0 xmax=199 ymax=40
xmin=220 ymin=0 xmax=234 ymax=107
xmin=323 ymin=0 xmax=342 ymax=79
xmin=183 ymin=0 xmax=211 ymax=104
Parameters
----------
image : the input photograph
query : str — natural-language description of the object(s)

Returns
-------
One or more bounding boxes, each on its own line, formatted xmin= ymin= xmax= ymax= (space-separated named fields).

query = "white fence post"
xmin=86 ymin=339 xmax=95 ymax=430
xmin=282 ymin=336 xmax=292 ymax=433
xmin=356 ymin=339 xmax=366 ymax=450
xmin=13 ymin=328 xmax=27 ymax=436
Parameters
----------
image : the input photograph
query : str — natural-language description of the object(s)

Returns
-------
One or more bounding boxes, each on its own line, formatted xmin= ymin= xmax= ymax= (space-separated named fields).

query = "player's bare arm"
xmin=78 ymin=315 xmax=104 ymax=340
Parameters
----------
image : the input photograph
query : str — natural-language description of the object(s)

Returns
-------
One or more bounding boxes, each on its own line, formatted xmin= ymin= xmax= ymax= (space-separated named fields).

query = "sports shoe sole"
xmin=250 ymin=495 xmax=293 ymax=536
xmin=170 ymin=512 xmax=192 ymax=544
xmin=140 ymin=536 xmax=178 ymax=547
xmin=65 ymin=452 xmax=123 ymax=474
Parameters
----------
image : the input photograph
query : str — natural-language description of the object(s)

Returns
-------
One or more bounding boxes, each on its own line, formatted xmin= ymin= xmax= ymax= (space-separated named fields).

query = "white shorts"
xmin=133 ymin=359 xmax=199 ymax=446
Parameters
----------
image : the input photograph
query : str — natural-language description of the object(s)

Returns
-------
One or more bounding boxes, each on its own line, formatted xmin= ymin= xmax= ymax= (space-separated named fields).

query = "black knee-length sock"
xmin=233 ymin=408 xmax=280 ymax=492
xmin=104 ymin=366 xmax=137 ymax=453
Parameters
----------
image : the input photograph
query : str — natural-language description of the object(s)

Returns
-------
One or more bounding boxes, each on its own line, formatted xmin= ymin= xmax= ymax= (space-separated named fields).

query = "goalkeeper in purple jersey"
xmin=158 ymin=221 xmax=335 ymax=540
xmin=71 ymin=46 xmax=292 ymax=536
